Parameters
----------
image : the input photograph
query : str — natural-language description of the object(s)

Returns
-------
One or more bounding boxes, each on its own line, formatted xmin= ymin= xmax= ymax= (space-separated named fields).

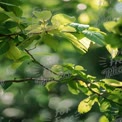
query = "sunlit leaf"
xmin=46 ymin=81 xmax=57 ymax=91
xmin=74 ymin=65 xmax=84 ymax=71
xmin=101 ymin=79 xmax=122 ymax=87
xmin=99 ymin=115 xmax=109 ymax=122
xmin=103 ymin=21 xmax=117 ymax=33
xmin=61 ymin=32 xmax=86 ymax=54
xmin=51 ymin=14 xmax=75 ymax=28
xmin=100 ymin=100 xmax=111 ymax=112
xmin=106 ymin=45 xmax=118 ymax=58
xmin=33 ymin=10 xmax=52 ymax=22
xmin=78 ymin=96 xmax=97 ymax=114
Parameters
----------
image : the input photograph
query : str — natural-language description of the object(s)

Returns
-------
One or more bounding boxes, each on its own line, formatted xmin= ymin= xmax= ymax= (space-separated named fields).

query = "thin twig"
xmin=24 ymin=49 xmax=59 ymax=76
xmin=0 ymin=77 xmax=59 ymax=84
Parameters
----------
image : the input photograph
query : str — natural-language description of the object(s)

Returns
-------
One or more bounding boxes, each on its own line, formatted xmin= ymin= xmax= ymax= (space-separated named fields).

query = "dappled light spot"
xmin=2 ymin=108 xmax=24 ymax=118
xmin=48 ymin=96 xmax=61 ymax=110
xmin=1 ymin=92 xmax=14 ymax=105
xmin=77 ymin=3 xmax=87 ymax=10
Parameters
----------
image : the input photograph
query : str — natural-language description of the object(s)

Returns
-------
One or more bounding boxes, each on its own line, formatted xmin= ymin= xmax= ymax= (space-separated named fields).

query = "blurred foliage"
xmin=0 ymin=0 xmax=122 ymax=122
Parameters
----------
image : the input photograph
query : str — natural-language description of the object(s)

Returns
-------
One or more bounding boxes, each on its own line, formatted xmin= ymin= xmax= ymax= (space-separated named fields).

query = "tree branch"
xmin=24 ymin=49 xmax=59 ymax=76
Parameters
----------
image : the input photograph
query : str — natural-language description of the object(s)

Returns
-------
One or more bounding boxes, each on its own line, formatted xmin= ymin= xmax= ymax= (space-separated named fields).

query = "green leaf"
xmin=106 ymin=45 xmax=118 ymax=58
xmin=82 ymin=30 xmax=105 ymax=46
xmin=100 ymin=100 xmax=110 ymax=112
xmin=61 ymin=32 xmax=86 ymax=54
xmin=46 ymin=81 xmax=57 ymax=91
xmin=6 ymin=42 xmax=22 ymax=61
xmin=0 ymin=2 xmax=22 ymax=17
xmin=1 ymin=82 xmax=12 ymax=89
xmin=0 ymin=41 xmax=10 ymax=55
xmin=51 ymin=14 xmax=76 ymax=28
xmin=67 ymin=81 xmax=80 ymax=95
xmin=103 ymin=21 xmax=117 ymax=33
xmin=74 ymin=65 xmax=84 ymax=71
xmin=101 ymin=79 xmax=122 ymax=87
xmin=33 ymin=10 xmax=52 ymax=22
xmin=4 ymin=20 xmax=18 ymax=28
xmin=0 ymin=25 xmax=11 ymax=34
xmin=99 ymin=116 xmax=109 ymax=122
xmin=78 ymin=80 xmax=92 ymax=95
xmin=0 ymin=0 xmax=22 ymax=6
xmin=19 ymin=35 xmax=39 ymax=49
xmin=69 ymin=23 xmax=89 ymax=32
xmin=0 ymin=12 xmax=9 ymax=23
xmin=78 ymin=96 xmax=97 ymax=114
xmin=105 ymin=34 xmax=122 ymax=48
xmin=43 ymin=34 xmax=59 ymax=51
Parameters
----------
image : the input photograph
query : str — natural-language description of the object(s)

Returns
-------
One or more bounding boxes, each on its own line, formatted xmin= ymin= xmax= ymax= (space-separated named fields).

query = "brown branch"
xmin=24 ymin=49 xmax=59 ymax=76
xmin=0 ymin=77 xmax=59 ymax=84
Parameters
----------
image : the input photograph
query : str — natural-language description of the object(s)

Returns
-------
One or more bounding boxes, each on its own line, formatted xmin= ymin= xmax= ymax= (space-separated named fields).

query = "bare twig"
xmin=0 ymin=77 xmax=59 ymax=84
xmin=24 ymin=49 xmax=59 ymax=76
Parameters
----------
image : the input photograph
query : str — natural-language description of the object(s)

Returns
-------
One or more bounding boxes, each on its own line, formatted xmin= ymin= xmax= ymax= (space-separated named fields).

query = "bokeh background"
xmin=0 ymin=0 xmax=122 ymax=122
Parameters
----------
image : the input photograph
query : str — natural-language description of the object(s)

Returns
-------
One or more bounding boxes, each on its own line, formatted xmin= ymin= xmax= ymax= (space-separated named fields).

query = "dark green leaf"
xmin=0 ymin=12 xmax=9 ymax=23
xmin=82 ymin=30 xmax=105 ymax=46
xmin=0 ymin=41 xmax=10 ymax=55
xmin=4 ymin=20 xmax=18 ymax=28
xmin=0 ymin=1 xmax=22 ymax=17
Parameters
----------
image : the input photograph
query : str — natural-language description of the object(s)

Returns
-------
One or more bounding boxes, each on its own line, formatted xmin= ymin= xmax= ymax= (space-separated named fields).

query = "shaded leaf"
xmin=0 ymin=1 xmax=22 ymax=17
xmin=0 ymin=41 xmax=10 ymax=55
xmin=43 ymin=34 xmax=59 ymax=51
xmin=67 ymin=81 xmax=80 ymax=95
xmin=4 ymin=20 xmax=18 ymax=28
xmin=1 ymin=82 xmax=12 ymax=89
xmin=0 ymin=12 xmax=9 ymax=23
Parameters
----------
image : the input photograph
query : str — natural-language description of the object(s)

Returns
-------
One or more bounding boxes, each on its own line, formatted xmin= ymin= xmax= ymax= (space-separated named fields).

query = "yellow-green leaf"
xmin=101 ymin=79 xmax=122 ymax=87
xmin=51 ymin=14 xmax=75 ymax=28
xmin=33 ymin=10 xmax=52 ymax=22
xmin=62 ymin=32 xmax=86 ymax=54
xmin=78 ymin=97 xmax=95 ymax=114
xmin=6 ymin=43 xmax=22 ymax=61
xmin=99 ymin=116 xmax=109 ymax=122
